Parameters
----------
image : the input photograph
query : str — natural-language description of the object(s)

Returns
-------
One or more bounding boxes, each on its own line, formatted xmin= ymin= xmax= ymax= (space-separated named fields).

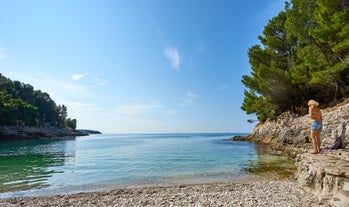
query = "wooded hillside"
xmin=0 ymin=73 xmax=77 ymax=129
xmin=242 ymin=0 xmax=349 ymax=121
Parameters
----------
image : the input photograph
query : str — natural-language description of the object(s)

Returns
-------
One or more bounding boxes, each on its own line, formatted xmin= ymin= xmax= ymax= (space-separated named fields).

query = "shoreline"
xmin=0 ymin=125 xmax=88 ymax=140
xmin=0 ymin=174 xmax=255 ymax=199
xmin=0 ymin=140 xmax=297 ymax=199
xmin=0 ymin=132 xmax=331 ymax=206
xmin=0 ymin=136 xmax=310 ymax=206
xmin=0 ymin=176 xmax=323 ymax=207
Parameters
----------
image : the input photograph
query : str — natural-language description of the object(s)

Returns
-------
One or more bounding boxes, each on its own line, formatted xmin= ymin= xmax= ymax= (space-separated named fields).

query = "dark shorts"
xmin=311 ymin=121 xmax=322 ymax=130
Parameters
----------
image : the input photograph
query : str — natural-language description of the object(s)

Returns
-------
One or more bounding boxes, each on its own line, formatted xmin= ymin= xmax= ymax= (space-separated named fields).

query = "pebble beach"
xmin=0 ymin=178 xmax=324 ymax=207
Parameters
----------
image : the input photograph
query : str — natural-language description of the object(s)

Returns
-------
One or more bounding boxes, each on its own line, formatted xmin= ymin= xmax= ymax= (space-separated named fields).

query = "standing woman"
xmin=308 ymin=100 xmax=323 ymax=154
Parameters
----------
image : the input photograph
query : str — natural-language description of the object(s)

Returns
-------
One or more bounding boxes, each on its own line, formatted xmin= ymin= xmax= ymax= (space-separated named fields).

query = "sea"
xmin=0 ymin=133 xmax=295 ymax=198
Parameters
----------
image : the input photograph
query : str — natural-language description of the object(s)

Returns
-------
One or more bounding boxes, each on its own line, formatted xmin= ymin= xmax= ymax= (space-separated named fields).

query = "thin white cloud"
xmin=167 ymin=109 xmax=177 ymax=116
xmin=34 ymin=78 xmax=90 ymax=106
xmin=68 ymin=102 xmax=99 ymax=111
xmin=178 ymin=91 xmax=198 ymax=107
xmin=0 ymin=71 xmax=92 ymax=106
xmin=71 ymin=73 xmax=107 ymax=87
xmin=164 ymin=47 xmax=181 ymax=70
xmin=72 ymin=73 xmax=88 ymax=80
xmin=140 ymin=1 xmax=163 ymax=38
xmin=113 ymin=104 xmax=163 ymax=115
xmin=219 ymin=83 xmax=228 ymax=90
xmin=0 ymin=48 xmax=6 ymax=60
xmin=2 ymin=70 xmax=108 ymax=106
xmin=91 ymin=77 xmax=108 ymax=87
xmin=186 ymin=91 xmax=198 ymax=99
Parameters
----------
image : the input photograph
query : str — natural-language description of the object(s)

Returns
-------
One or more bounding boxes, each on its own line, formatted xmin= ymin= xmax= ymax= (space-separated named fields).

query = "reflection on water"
xmin=0 ymin=138 xmax=75 ymax=193
xmin=245 ymin=144 xmax=296 ymax=179
xmin=0 ymin=134 xmax=297 ymax=197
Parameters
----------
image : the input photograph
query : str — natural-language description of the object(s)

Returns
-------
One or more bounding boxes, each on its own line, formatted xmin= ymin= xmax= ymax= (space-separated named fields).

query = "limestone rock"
xmin=235 ymin=101 xmax=349 ymax=207
xmin=295 ymin=151 xmax=349 ymax=206
xmin=245 ymin=103 xmax=349 ymax=156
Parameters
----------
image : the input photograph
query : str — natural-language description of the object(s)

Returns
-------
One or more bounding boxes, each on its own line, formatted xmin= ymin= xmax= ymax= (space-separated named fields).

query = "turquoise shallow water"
xmin=0 ymin=133 xmax=293 ymax=198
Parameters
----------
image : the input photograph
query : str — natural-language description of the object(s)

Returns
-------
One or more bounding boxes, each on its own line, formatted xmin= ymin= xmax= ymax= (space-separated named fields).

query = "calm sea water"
xmin=0 ymin=133 xmax=294 ymax=198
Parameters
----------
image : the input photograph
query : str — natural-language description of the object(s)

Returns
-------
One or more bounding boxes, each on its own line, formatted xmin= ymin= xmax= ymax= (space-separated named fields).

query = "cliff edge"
xmin=235 ymin=100 xmax=349 ymax=206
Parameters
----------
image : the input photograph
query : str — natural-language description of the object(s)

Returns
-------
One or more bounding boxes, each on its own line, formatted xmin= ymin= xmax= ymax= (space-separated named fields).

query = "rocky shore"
xmin=0 ymin=125 xmax=88 ymax=139
xmin=234 ymin=100 xmax=349 ymax=207
xmin=1 ymin=102 xmax=348 ymax=206
xmin=0 ymin=179 xmax=324 ymax=207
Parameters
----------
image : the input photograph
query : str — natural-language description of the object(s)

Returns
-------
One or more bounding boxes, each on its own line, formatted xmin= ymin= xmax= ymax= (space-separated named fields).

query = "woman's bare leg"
xmin=316 ymin=130 xmax=321 ymax=152
xmin=311 ymin=130 xmax=318 ymax=153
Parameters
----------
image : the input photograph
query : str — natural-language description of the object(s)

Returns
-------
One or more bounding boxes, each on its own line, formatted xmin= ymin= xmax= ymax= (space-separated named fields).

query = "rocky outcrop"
xmin=234 ymin=101 xmax=349 ymax=206
xmin=239 ymin=102 xmax=349 ymax=156
xmin=296 ymin=150 xmax=349 ymax=207
xmin=0 ymin=125 xmax=87 ymax=139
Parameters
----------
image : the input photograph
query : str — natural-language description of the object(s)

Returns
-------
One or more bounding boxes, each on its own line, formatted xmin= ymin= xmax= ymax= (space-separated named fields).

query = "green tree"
xmin=65 ymin=118 xmax=77 ymax=130
xmin=242 ymin=11 xmax=298 ymax=120
xmin=0 ymin=90 xmax=17 ymax=125
xmin=58 ymin=104 xmax=68 ymax=127
xmin=241 ymin=0 xmax=349 ymax=121
xmin=285 ymin=0 xmax=349 ymax=103
xmin=0 ymin=90 xmax=38 ymax=126
xmin=310 ymin=0 xmax=349 ymax=100
xmin=0 ymin=73 xmax=77 ymax=128
xmin=34 ymin=90 xmax=59 ymax=126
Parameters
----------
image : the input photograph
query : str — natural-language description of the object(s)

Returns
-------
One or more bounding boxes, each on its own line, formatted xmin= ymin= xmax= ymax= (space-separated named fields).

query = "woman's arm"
xmin=308 ymin=105 xmax=314 ymax=118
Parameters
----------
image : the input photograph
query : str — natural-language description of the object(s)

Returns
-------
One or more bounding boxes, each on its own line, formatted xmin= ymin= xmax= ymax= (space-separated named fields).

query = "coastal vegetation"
xmin=0 ymin=73 xmax=77 ymax=130
xmin=241 ymin=0 xmax=349 ymax=121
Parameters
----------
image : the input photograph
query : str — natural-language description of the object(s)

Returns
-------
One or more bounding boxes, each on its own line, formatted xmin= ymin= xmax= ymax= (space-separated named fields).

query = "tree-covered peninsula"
xmin=0 ymin=73 xmax=83 ymax=138
xmin=242 ymin=0 xmax=349 ymax=122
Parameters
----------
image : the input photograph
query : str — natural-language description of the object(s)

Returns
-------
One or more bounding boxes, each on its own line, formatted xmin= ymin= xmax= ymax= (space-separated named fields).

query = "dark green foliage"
xmin=0 ymin=90 xmax=38 ymax=126
xmin=58 ymin=105 xmax=68 ymax=127
xmin=242 ymin=0 xmax=349 ymax=121
xmin=0 ymin=73 xmax=76 ymax=128
xmin=65 ymin=118 xmax=77 ymax=130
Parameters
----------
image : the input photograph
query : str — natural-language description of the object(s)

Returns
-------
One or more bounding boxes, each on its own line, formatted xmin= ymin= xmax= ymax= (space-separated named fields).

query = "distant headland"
xmin=78 ymin=129 xmax=102 ymax=134
xmin=0 ymin=73 xmax=103 ymax=140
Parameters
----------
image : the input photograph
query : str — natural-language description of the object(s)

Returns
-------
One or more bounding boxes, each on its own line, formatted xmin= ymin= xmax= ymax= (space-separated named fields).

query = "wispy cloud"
xmin=34 ymin=77 xmax=89 ymax=103
xmin=71 ymin=73 xmax=107 ymax=87
xmin=178 ymin=91 xmax=199 ymax=106
xmin=72 ymin=73 xmax=88 ymax=80
xmin=1 ymin=69 xmax=109 ymax=108
xmin=219 ymin=83 xmax=228 ymax=90
xmin=140 ymin=3 xmax=181 ymax=71
xmin=140 ymin=1 xmax=163 ymax=38
xmin=113 ymin=104 xmax=163 ymax=115
xmin=0 ymin=48 xmax=6 ymax=60
xmin=186 ymin=91 xmax=198 ymax=99
xmin=167 ymin=109 xmax=177 ymax=116
xmin=0 ymin=70 xmax=94 ymax=105
xmin=91 ymin=77 xmax=108 ymax=87
xmin=67 ymin=102 xmax=100 ymax=111
xmin=164 ymin=47 xmax=181 ymax=70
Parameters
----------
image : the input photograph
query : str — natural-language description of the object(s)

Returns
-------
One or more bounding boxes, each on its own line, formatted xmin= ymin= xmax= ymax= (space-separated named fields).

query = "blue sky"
xmin=0 ymin=0 xmax=285 ymax=133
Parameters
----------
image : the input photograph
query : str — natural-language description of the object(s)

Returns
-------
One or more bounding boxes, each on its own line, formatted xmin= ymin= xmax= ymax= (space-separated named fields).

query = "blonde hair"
xmin=308 ymin=100 xmax=319 ymax=106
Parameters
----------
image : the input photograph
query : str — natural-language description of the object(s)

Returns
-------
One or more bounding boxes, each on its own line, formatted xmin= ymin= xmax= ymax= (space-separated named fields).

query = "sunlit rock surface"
xmin=234 ymin=100 xmax=349 ymax=206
